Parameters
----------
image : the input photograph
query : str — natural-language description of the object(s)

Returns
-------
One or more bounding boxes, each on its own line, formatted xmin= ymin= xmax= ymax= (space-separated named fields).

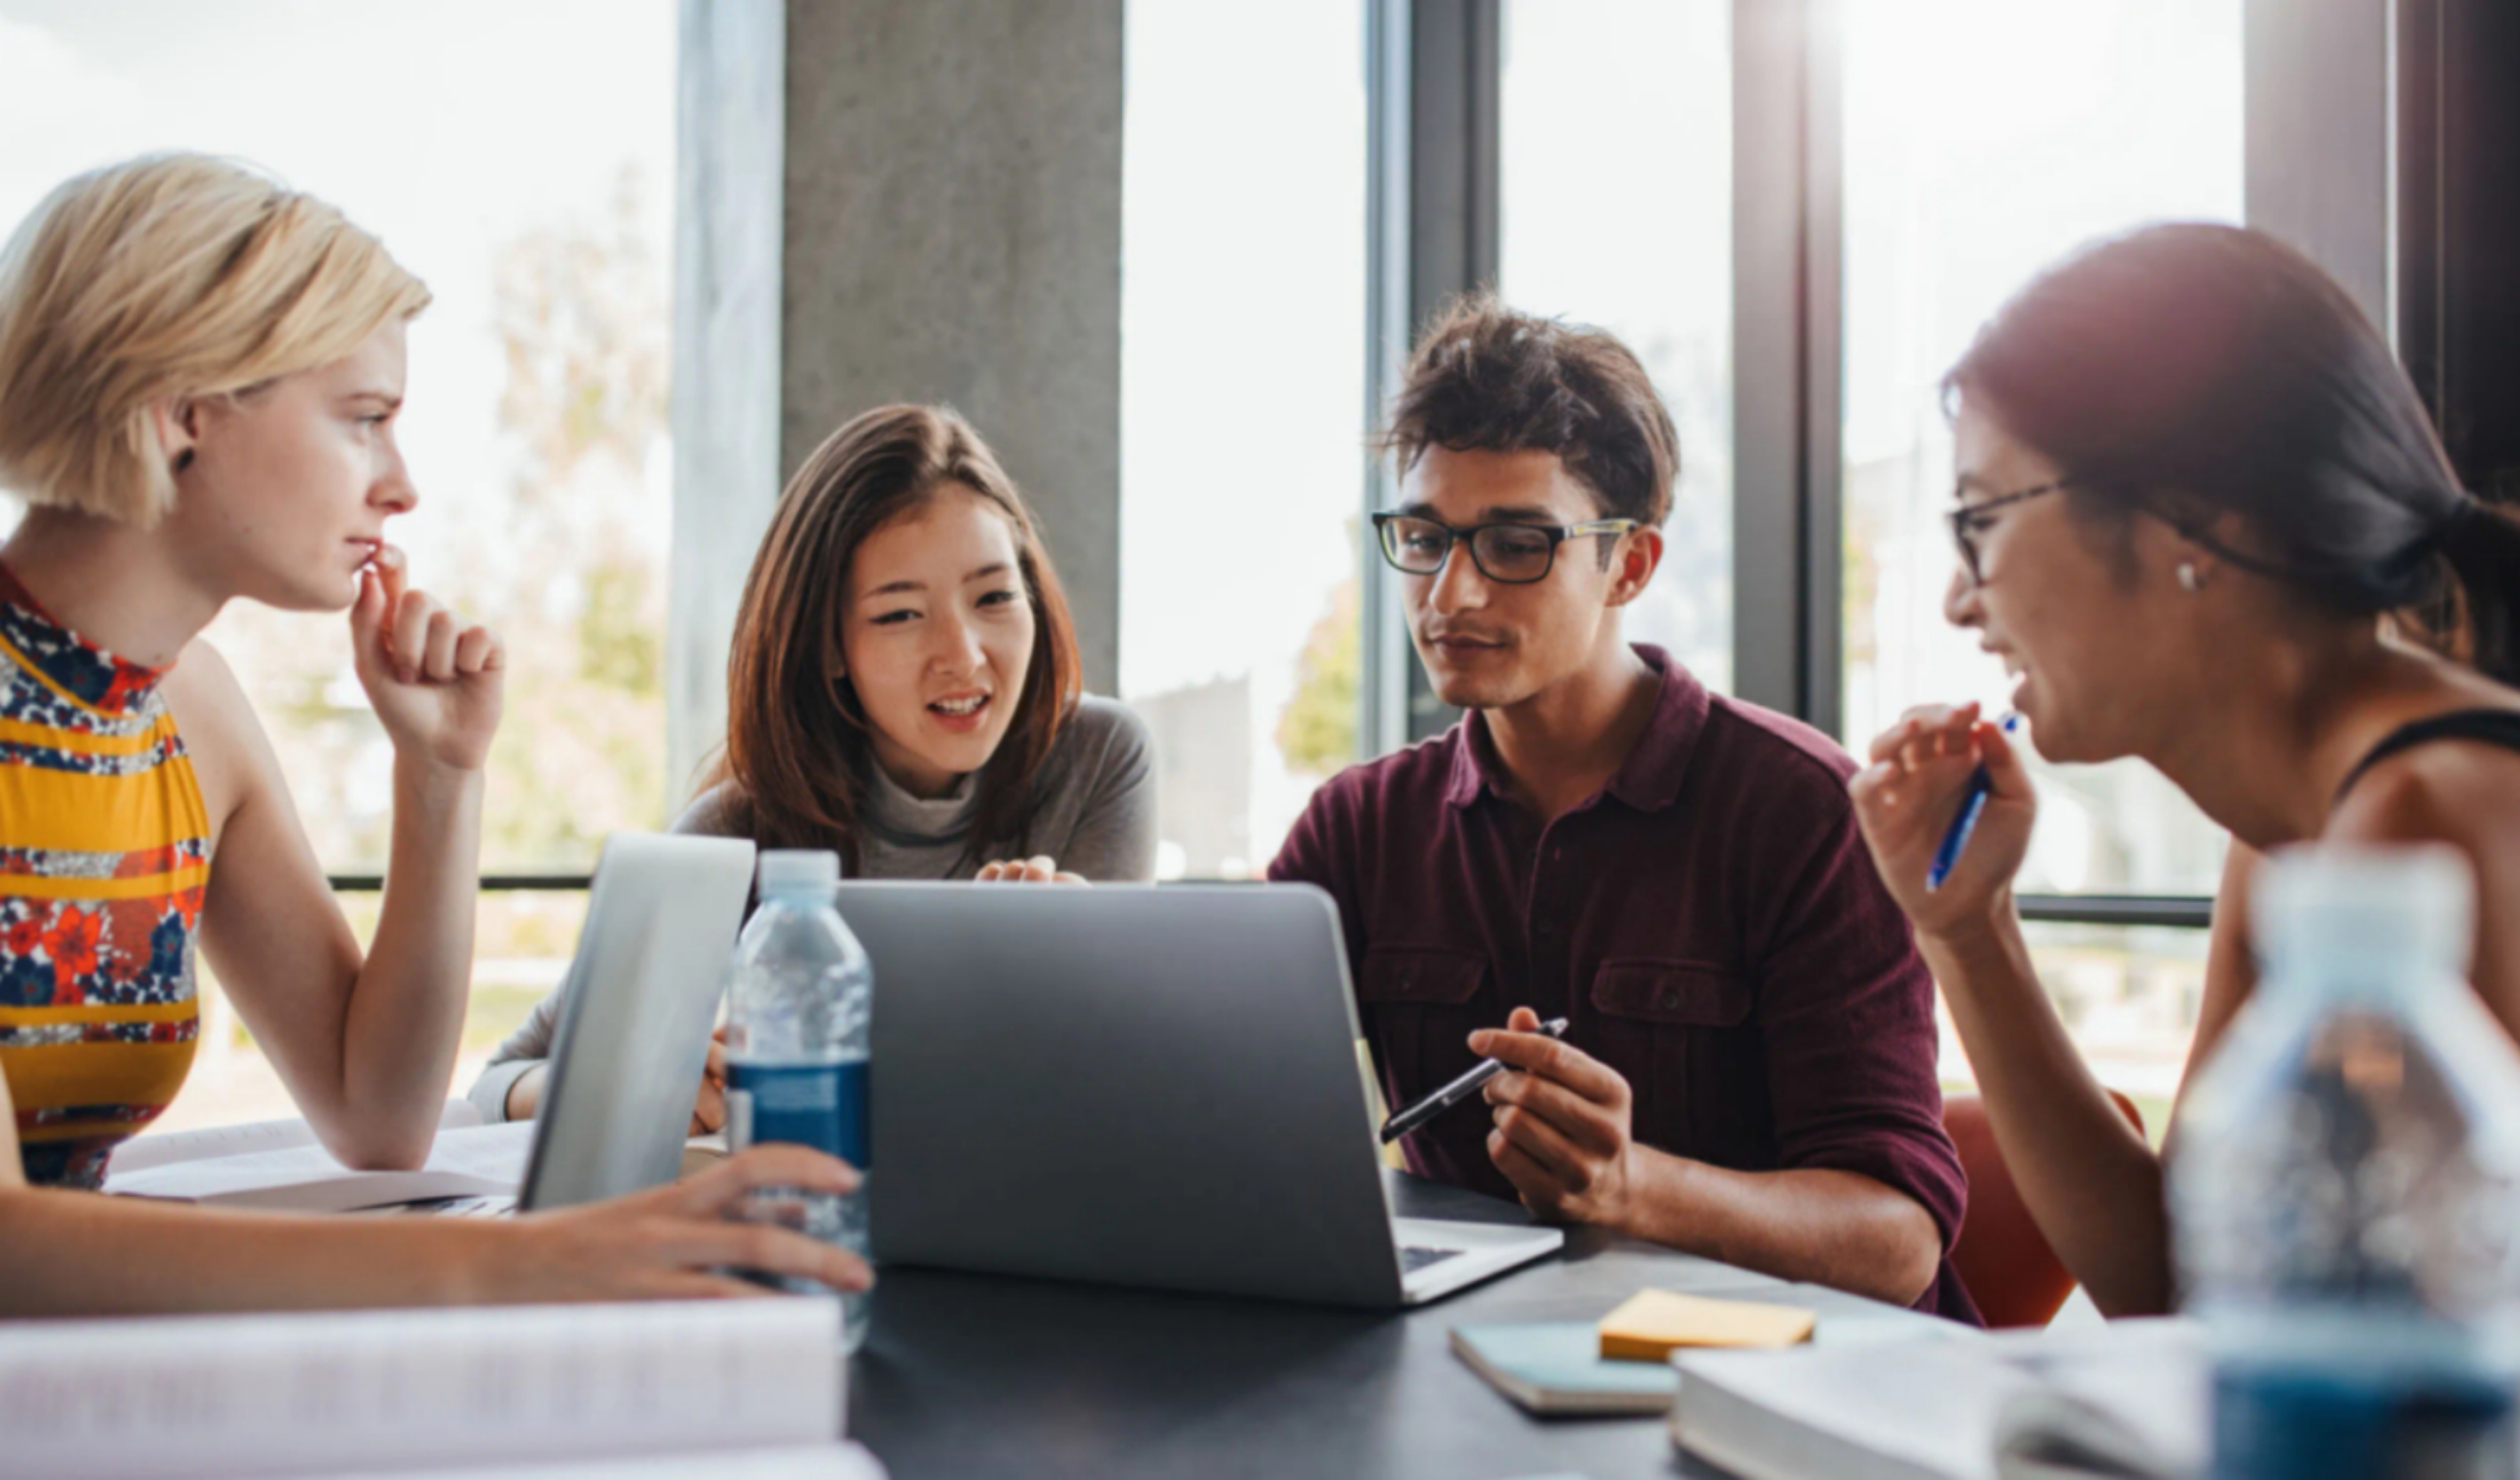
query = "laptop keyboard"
xmin=1400 ymin=1244 xmax=1462 ymax=1274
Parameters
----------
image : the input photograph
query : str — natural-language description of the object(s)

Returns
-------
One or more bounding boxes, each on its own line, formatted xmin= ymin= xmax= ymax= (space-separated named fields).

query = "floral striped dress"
xmin=0 ymin=565 xmax=207 ymax=1188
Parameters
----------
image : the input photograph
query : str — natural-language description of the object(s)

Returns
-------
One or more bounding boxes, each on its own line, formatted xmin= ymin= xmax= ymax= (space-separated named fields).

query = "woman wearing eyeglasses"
xmin=1849 ymin=223 xmax=2520 ymax=1318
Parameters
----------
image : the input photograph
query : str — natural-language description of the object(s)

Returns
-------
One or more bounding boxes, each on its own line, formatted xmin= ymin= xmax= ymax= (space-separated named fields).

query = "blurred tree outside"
xmin=174 ymin=174 xmax=671 ymax=1127
xmin=1278 ymin=571 xmax=1360 ymax=779
xmin=472 ymin=166 xmax=672 ymax=869
xmin=199 ymin=169 xmax=671 ymax=875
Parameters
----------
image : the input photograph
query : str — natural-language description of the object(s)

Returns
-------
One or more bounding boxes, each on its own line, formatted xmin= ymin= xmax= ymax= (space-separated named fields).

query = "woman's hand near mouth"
xmin=351 ymin=543 xmax=505 ymax=774
xmin=1847 ymin=701 xmax=2036 ymax=937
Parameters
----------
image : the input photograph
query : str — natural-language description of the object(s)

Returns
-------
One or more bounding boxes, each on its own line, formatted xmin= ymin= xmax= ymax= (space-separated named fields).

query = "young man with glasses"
xmin=1270 ymin=300 xmax=1976 ymax=1319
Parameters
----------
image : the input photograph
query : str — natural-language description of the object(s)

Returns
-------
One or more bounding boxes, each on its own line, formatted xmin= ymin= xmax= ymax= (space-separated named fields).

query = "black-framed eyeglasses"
xmin=1947 ymin=479 xmax=2067 ymax=588
xmin=1371 ymin=512 xmax=1639 ymax=585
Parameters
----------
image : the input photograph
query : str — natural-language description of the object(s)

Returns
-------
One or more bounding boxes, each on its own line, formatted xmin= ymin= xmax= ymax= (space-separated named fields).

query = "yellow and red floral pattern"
xmin=0 ymin=565 xmax=207 ymax=1188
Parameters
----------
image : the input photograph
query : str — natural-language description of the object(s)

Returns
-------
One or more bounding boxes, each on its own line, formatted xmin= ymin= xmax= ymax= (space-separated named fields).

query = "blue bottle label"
xmin=727 ymin=1060 xmax=870 ymax=1169
xmin=2213 ymin=1362 xmax=2515 ymax=1479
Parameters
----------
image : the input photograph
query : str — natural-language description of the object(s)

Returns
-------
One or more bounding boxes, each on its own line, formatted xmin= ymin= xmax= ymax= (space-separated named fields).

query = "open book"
xmin=105 ymin=1098 xmax=487 ymax=1176
xmin=107 ymin=1107 xmax=730 ymax=1213
xmin=3 ymin=1298 xmax=878 ymax=1480
xmin=1671 ymin=1319 xmax=2205 ymax=1480
xmin=105 ymin=1117 xmax=534 ymax=1213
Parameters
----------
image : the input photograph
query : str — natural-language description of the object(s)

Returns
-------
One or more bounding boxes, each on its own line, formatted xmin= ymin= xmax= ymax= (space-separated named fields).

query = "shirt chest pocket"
xmin=1358 ymin=947 xmax=1487 ymax=1006
xmin=1589 ymin=959 xmax=1752 ymax=1026
xmin=1588 ymin=959 xmax=1756 ymax=1155
xmin=1356 ymin=947 xmax=1490 ymax=1102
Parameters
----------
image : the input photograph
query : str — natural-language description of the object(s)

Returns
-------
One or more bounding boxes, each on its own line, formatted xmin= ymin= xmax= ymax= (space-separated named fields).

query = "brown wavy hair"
xmin=705 ymin=404 xmax=1082 ymax=873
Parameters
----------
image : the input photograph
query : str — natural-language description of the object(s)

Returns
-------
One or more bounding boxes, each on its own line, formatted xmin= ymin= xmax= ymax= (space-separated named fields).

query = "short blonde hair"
xmin=0 ymin=154 xmax=430 ymax=527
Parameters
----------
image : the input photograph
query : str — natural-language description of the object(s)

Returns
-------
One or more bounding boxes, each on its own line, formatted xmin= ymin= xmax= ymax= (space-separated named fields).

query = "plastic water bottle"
xmin=725 ymin=849 xmax=874 ymax=1353
xmin=2173 ymin=845 xmax=2520 ymax=1479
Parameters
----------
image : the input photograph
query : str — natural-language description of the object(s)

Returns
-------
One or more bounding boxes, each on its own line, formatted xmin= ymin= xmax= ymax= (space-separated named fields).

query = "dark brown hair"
xmin=1383 ymin=295 xmax=1680 ymax=529
xmin=706 ymin=404 xmax=1082 ymax=872
xmin=1948 ymin=223 xmax=2520 ymax=682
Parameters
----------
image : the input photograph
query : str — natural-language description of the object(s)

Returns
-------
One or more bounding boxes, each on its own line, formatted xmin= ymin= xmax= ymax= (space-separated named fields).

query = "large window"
xmin=1500 ymin=0 xmax=1733 ymax=692
xmin=1120 ymin=0 xmax=1368 ymax=879
xmin=0 ymin=0 xmax=674 ymax=1130
xmin=1839 ymin=0 xmax=2245 ymax=898
xmin=1837 ymin=0 xmax=2247 ymax=1091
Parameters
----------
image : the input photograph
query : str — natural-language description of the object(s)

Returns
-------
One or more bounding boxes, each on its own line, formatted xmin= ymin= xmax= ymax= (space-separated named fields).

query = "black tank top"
xmin=2334 ymin=708 xmax=2520 ymax=804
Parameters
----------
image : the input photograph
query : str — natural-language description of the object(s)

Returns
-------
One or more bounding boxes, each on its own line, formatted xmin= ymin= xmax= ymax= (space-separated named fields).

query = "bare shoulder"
xmin=2329 ymin=727 xmax=2520 ymax=856
xmin=155 ymin=638 xmax=281 ymax=833
xmin=156 ymin=634 xmax=246 ymax=710
xmin=2185 ymin=841 xmax=2262 ymax=1084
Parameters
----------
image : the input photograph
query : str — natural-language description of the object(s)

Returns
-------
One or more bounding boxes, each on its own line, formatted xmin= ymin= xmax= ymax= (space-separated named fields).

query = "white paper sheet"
xmin=105 ymin=1120 xmax=535 ymax=1211
xmin=1672 ymin=1319 xmax=2203 ymax=1480
xmin=105 ymin=1099 xmax=485 ymax=1176
xmin=383 ymin=1442 xmax=885 ymax=1479
xmin=0 ymin=1298 xmax=848 ymax=1480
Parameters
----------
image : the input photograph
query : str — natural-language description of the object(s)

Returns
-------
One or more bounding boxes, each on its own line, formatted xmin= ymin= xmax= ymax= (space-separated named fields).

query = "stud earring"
xmin=2176 ymin=562 xmax=2202 ymax=594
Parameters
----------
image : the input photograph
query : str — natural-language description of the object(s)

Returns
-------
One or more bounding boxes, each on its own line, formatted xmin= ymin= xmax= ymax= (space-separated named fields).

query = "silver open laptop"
xmin=838 ymin=881 xmax=1563 ymax=1307
xmin=482 ymin=831 xmax=754 ymax=1212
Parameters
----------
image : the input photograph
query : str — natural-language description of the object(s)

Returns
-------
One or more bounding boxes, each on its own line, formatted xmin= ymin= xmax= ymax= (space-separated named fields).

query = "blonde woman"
xmin=0 ymin=154 xmax=866 ymax=1314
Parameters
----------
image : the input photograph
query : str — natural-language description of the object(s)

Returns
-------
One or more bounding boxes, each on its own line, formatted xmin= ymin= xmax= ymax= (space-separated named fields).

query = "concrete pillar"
xmin=669 ymin=0 xmax=1125 ymax=794
xmin=781 ymin=0 xmax=1123 ymax=688
xmin=669 ymin=0 xmax=787 ymax=797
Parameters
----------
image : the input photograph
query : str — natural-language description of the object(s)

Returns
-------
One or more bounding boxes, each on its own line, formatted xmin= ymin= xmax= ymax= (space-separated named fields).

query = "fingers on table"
xmin=978 ymin=857 xmax=1063 ymax=883
xmin=648 ymin=1216 xmax=871 ymax=1293
xmin=674 ymin=1145 xmax=860 ymax=1217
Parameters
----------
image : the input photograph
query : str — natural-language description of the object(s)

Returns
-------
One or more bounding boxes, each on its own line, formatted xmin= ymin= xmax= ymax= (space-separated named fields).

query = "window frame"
xmin=1358 ymin=0 xmax=2395 ymax=931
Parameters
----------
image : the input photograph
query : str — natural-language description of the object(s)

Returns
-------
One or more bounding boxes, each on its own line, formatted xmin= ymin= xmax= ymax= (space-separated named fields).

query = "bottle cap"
xmin=756 ymin=849 xmax=840 ymax=897
xmin=2252 ymin=843 xmax=2473 ymax=992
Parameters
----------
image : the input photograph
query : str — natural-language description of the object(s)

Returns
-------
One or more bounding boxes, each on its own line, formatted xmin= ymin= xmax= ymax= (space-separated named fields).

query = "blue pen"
xmin=1925 ymin=712 xmax=2020 ymax=892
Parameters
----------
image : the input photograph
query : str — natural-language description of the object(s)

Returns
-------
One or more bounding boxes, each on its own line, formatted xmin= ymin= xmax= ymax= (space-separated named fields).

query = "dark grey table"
xmin=846 ymin=1171 xmax=1965 ymax=1479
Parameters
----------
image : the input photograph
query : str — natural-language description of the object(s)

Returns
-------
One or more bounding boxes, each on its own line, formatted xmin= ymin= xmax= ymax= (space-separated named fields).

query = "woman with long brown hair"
xmin=477 ymin=404 xmax=1155 ymax=1123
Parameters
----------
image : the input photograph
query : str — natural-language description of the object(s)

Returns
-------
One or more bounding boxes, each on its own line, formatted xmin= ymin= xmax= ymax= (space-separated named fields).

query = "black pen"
xmin=1377 ymin=1017 xmax=1571 ymax=1145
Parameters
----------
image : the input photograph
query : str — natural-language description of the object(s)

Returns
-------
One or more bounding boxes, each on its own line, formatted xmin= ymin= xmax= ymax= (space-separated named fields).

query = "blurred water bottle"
xmin=726 ymin=849 xmax=874 ymax=1354
xmin=2173 ymin=845 xmax=2520 ymax=1479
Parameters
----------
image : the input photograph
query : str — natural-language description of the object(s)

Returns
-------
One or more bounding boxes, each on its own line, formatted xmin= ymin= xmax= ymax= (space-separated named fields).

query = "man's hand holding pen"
xmin=1472 ymin=1006 xmax=1643 ymax=1229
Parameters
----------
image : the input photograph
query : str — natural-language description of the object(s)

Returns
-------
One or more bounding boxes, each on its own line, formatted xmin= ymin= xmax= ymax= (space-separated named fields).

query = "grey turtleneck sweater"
xmin=466 ymin=695 xmax=1156 ymax=1121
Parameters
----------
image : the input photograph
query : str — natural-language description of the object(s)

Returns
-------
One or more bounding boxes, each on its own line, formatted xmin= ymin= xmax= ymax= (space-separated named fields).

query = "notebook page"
xmin=0 ymin=1298 xmax=845 ymax=1480
xmin=105 ymin=1121 xmax=535 ymax=1209
xmin=106 ymin=1099 xmax=485 ymax=1176
xmin=387 ymin=1441 xmax=885 ymax=1479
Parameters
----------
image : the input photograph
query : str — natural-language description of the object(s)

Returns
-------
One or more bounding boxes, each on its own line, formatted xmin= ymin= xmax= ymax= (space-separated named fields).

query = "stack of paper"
xmin=0 ymin=1297 xmax=871 ymax=1480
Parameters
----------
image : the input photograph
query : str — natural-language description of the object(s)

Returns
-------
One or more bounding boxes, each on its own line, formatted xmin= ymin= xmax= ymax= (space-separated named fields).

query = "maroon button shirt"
xmin=1269 ymin=646 xmax=1980 ymax=1323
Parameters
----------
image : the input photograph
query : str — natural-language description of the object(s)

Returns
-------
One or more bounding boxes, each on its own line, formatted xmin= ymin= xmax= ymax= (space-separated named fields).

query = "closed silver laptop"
xmin=838 ymin=881 xmax=1562 ymax=1307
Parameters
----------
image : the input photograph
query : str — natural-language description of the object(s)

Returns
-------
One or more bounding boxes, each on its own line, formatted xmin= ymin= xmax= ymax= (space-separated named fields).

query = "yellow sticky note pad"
xmin=1596 ymin=1289 xmax=1817 ymax=1361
